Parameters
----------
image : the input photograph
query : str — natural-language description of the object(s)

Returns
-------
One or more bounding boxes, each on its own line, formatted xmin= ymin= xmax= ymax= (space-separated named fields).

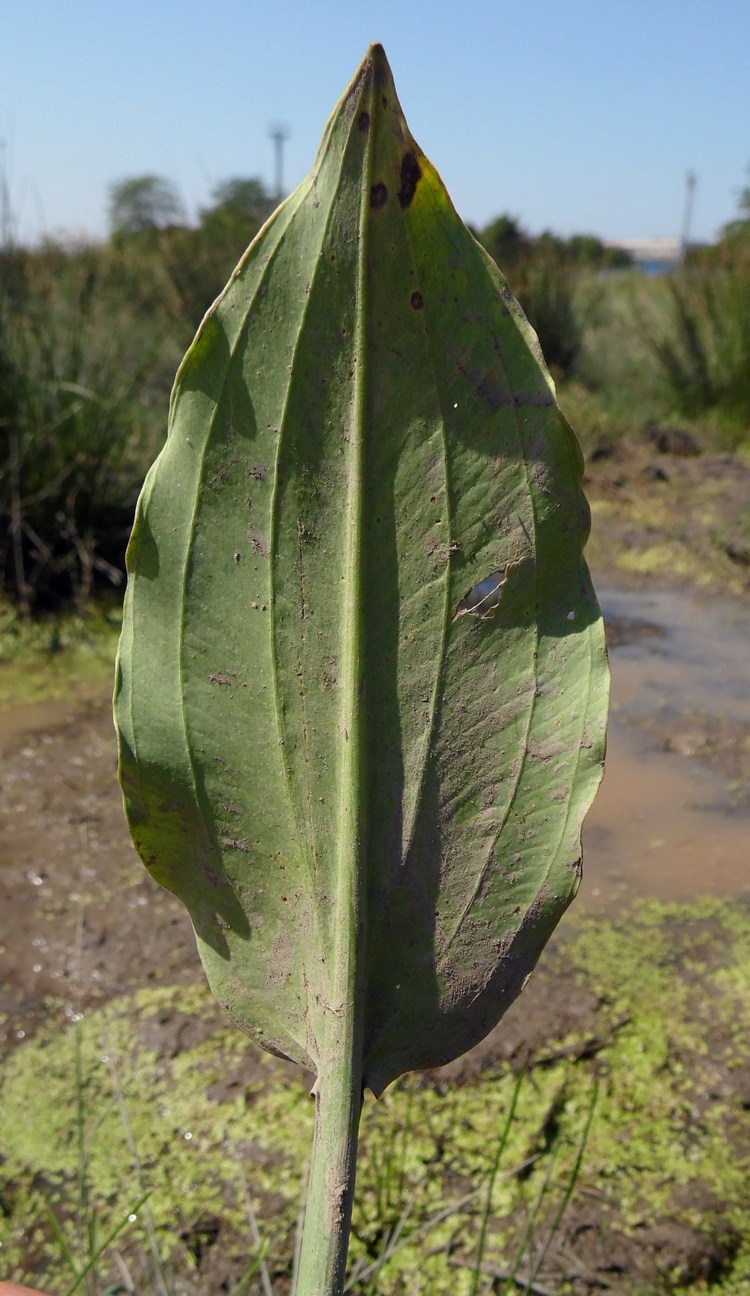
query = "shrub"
xmin=477 ymin=220 xmax=586 ymax=378
xmin=516 ymin=260 xmax=583 ymax=377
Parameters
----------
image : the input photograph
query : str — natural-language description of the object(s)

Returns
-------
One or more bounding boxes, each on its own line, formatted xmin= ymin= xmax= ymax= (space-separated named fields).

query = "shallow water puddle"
xmin=581 ymin=589 xmax=750 ymax=909
xmin=600 ymin=588 xmax=750 ymax=724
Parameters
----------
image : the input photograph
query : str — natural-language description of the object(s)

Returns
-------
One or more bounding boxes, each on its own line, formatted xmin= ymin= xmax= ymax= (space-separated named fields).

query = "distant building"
xmin=605 ymin=236 xmax=682 ymax=274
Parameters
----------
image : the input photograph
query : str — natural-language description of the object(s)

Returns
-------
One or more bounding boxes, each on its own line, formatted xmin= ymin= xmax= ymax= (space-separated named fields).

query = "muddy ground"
xmin=1 ymin=436 xmax=749 ymax=1295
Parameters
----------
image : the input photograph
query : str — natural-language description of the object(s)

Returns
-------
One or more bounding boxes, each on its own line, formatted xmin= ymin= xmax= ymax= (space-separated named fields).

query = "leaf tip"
xmin=360 ymin=42 xmax=399 ymax=100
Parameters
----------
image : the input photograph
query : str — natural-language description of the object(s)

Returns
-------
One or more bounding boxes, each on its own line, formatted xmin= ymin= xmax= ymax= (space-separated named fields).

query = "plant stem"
xmin=293 ymin=1049 xmax=363 ymax=1296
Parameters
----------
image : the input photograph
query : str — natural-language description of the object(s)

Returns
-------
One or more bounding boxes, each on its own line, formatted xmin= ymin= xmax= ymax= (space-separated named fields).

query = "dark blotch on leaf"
xmin=398 ymin=151 xmax=421 ymax=208
xmin=410 ymin=290 xmax=424 ymax=311
xmin=358 ymin=111 xmax=370 ymax=132
xmin=370 ymin=182 xmax=388 ymax=210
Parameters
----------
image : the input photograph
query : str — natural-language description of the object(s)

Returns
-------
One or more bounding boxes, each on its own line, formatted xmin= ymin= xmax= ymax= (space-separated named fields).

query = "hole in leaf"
xmin=452 ymin=569 xmax=507 ymax=622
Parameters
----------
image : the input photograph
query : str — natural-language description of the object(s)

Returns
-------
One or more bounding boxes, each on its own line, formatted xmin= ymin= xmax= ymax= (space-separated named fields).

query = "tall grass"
xmin=0 ymin=247 xmax=181 ymax=610
xmin=4 ymin=211 xmax=749 ymax=612
xmin=650 ymin=266 xmax=750 ymax=439
xmin=0 ymin=206 xmax=264 ymax=611
xmin=516 ymin=262 xmax=583 ymax=379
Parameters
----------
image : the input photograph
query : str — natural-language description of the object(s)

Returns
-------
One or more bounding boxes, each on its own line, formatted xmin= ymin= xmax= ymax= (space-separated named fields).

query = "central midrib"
xmin=327 ymin=65 xmax=376 ymax=1056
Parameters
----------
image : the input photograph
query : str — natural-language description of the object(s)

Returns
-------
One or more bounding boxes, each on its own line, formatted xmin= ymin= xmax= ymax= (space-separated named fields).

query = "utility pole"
xmin=0 ymin=138 xmax=12 ymax=249
xmin=680 ymin=170 xmax=697 ymax=264
xmin=269 ymin=124 xmax=290 ymax=201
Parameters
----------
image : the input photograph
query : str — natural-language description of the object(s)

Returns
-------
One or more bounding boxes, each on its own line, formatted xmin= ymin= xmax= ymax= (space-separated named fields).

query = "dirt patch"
xmin=585 ymin=440 xmax=750 ymax=597
xmin=554 ymin=1185 xmax=742 ymax=1293
xmin=0 ymin=694 xmax=198 ymax=1053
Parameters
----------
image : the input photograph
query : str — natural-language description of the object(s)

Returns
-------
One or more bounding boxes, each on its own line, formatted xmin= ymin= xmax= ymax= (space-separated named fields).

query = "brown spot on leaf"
xmin=370 ymin=181 xmax=388 ymax=209
xmin=247 ymin=532 xmax=270 ymax=558
xmin=398 ymin=151 xmax=421 ymax=208
xmin=249 ymin=465 xmax=267 ymax=481
xmin=358 ymin=110 xmax=370 ymax=132
xmin=410 ymin=290 xmax=424 ymax=310
xmin=209 ymin=672 xmax=235 ymax=686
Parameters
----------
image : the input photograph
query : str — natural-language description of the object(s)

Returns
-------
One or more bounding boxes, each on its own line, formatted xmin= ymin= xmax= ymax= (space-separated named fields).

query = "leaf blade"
xmin=115 ymin=44 xmax=608 ymax=1097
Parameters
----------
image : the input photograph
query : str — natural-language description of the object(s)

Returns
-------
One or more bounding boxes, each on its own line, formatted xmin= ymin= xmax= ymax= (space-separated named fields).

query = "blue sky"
xmin=2 ymin=0 xmax=749 ymax=247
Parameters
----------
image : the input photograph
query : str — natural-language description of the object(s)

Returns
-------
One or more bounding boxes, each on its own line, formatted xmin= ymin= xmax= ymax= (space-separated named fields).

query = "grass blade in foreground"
xmin=114 ymin=43 xmax=608 ymax=1296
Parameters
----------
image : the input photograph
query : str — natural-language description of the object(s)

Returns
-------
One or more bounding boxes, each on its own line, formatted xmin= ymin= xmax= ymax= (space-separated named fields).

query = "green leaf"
xmin=115 ymin=42 xmax=606 ymax=1103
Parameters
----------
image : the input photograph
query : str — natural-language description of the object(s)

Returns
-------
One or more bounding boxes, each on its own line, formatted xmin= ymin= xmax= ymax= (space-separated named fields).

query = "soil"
xmin=0 ymin=698 xmax=199 ymax=1054
xmin=583 ymin=435 xmax=750 ymax=598
xmin=1 ymin=439 xmax=749 ymax=1294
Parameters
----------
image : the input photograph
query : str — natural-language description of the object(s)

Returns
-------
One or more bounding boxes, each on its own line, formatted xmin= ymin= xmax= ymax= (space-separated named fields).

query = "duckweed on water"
xmin=1 ymin=899 xmax=748 ymax=1293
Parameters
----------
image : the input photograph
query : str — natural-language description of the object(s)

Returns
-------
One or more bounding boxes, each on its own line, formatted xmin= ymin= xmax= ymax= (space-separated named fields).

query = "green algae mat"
xmin=2 ymin=899 xmax=748 ymax=1295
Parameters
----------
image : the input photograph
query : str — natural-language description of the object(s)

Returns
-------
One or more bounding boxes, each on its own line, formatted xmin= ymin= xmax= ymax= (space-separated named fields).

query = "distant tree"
xmin=197 ymin=177 xmax=275 ymax=269
xmin=716 ymin=165 xmax=750 ymax=250
xmin=108 ymin=175 xmax=185 ymax=236
xmin=563 ymin=234 xmax=632 ymax=269
xmin=567 ymin=234 xmax=605 ymax=264
xmin=202 ymin=176 xmax=274 ymax=224
xmin=533 ymin=230 xmax=566 ymax=263
xmin=478 ymin=214 xmax=530 ymax=270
